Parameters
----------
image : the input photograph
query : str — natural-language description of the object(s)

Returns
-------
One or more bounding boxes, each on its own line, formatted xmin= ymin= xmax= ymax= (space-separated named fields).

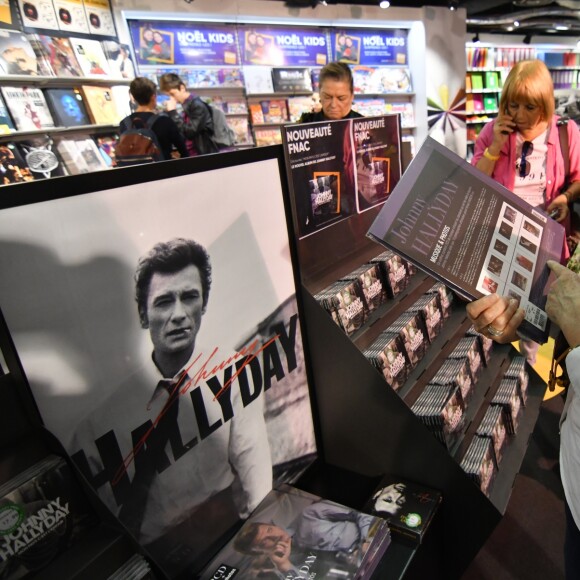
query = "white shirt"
xmin=513 ymin=130 xmax=548 ymax=208
xmin=560 ymin=347 xmax=580 ymax=529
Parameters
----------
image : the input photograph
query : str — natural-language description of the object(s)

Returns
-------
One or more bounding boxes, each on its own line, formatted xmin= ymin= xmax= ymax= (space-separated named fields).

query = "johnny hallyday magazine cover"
xmin=367 ymin=137 xmax=565 ymax=344
xmin=200 ymin=484 xmax=391 ymax=580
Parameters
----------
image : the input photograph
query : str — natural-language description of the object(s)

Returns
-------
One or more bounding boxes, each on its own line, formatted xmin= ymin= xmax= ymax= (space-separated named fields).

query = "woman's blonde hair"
xmin=499 ymin=59 xmax=554 ymax=123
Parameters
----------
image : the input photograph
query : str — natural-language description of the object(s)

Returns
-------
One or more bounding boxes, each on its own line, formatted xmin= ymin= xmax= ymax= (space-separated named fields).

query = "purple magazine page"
xmin=367 ymin=136 xmax=565 ymax=343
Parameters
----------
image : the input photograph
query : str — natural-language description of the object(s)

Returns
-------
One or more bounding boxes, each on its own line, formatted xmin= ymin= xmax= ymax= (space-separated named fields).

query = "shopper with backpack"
xmin=117 ymin=77 xmax=188 ymax=166
xmin=159 ymin=73 xmax=220 ymax=156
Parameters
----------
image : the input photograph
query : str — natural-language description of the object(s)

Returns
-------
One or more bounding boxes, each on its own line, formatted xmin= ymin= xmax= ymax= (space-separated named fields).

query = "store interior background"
xmin=0 ymin=0 xmax=578 ymax=577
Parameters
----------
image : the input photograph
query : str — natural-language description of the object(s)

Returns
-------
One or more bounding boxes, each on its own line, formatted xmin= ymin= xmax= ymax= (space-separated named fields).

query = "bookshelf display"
xmin=465 ymin=42 xmax=580 ymax=159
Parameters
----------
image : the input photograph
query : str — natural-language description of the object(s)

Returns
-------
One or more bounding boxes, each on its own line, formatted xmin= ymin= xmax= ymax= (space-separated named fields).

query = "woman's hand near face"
xmin=490 ymin=113 xmax=515 ymax=153
xmin=465 ymin=294 xmax=525 ymax=343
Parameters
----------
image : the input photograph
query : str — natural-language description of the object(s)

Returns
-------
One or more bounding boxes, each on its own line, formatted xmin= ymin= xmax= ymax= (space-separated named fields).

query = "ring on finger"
xmin=487 ymin=325 xmax=504 ymax=337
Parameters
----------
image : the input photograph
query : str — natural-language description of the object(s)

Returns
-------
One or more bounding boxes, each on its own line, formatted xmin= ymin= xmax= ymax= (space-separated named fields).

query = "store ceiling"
xmin=277 ymin=0 xmax=580 ymax=37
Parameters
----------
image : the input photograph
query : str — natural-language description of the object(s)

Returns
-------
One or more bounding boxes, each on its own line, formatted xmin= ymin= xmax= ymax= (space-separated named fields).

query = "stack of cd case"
xmin=426 ymin=283 xmax=454 ymax=319
xmin=503 ymin=356 xmax=529 ymax=405
xmin=476 ymin=404 xmax=508 ymax=466
xmin=313 ymin=278 xmax=368 ymax=336
xmin=448 ymin=336 xmax=483 ymax=385
xmin=491 ymin=378 xmax=523 ymax=434
xmin=406 ymin=293 xmax=443 ymax=343
xmin=107 ymin=554 xmax=155 ymax=579
xmin=363 ymin=331 xmax=409 ymax=391
xmin=410 ymin=384 xmax=466 ymax=450
xmin=369 ymin=250 xmax=410 ymax=298
xmin=385 ymin=311 xmax=427 ymax=370
xmin=340 ymin=262 xmax=387 ymax=313
xmin=430 ymin=358 xmax=474 ymax=407
xmin=459 ymin=436 xmax=498 ymax=497
xmin=466 ymin=325 xmax=494 ymax=365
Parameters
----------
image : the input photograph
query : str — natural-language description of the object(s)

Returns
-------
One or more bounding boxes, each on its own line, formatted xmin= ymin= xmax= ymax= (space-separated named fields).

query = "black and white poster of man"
xmin=0 ymin=152 xmax=317 ymax=578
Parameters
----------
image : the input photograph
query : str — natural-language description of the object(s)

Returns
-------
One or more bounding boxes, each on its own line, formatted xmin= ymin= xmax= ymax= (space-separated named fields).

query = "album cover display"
xmin=0 ymin=30 xmax=43 ymax=76
xmin=83 ymin=0 xmax=116 ymax=37
xmin=282 ymin=115 xmax=401 ymax=238
xmin=362 ymin=474 xmax=442 ymax=544
xmin=0 ymin=143 xmax=35 ymax=184
xmin=242 ymin=65 xmax=274 ymax=94
xmin=503 ymin=356 xmax=529 ymax=405
xmin=363 ymin=332 xmax=409 ymax=392
xmin=411 ymin=384 xmax=466 ymax=451
xmin=80 ymin=85 xmax=119 ymax=125
xmin=55 ymin=136 xmax=108 ymax=174
xmin=448 ymin=336 xmax=483 ymax=385
xmin=111 ymin=85 xmax=131 ymax=120
xmin=426 ymin=283 xmax=454 ymax=320
xmin=95 ymin=134 xmax=118 ymax=167
xmin=17 ymin=136 xmax=68 ymax=179
xmin=100 ymin=40 xmax=135 ymax=79
xmin=367 ymin=136 xmax=565 ymax=344
xmin=405 ymin=293 xmax=443 ymax=343
xmin=271 ymin=67 xmax=313 ymax=92
xmin=430 ymin=358 xmax=474 ymax=407
xmin=17 ymin=0 xmax=60 ymax=31
xmin=200 ymin=484 xmax=391 ymax=580
xmin=69 ymin=37 xmax=110 ymax=76
xmin=44 ymin=88 xmax=91 ymax=127
xmin=491 ymin=379 xmax=523 ymax=434
xmin=385 ymin=312 xmax=427 ymax=370
xmin=341 ymin=263 xmax=387 ymax=313
xmin=370 ymin=250 xmax=409 ymax=298
xmin=1 ymin=86 xmax=55 ymax=131
xmin=53 ymin=0 xmax=89 ymax=35
xmin=107 ymin=554 xmax=155 ymax=580
xmin=352 ymin=66 xmax=412 ymax=94
xmin=475 ymin=405 xmax=508 ymax=466
xmin=227 ymin=117 xmax=252 ymax=145
xmin=459 ymin=436 xmax=498 ymax=497
xmin=313 ymin=279 xmax=367 ymax=337
xmin=0 ymin=94 xmax=15 ymax=134
xmin=28 ymin=34 xmax=83 ymax=77
xmin=465 ymin=325 xmax=494 ymax=365
xmin=254 ymin=128 xmax=282 ymax=147
xmin=0 ymin=455 xmax=97 ymax=579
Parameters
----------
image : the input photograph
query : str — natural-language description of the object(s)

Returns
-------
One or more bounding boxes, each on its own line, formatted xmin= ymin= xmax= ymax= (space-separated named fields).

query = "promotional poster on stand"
xmin=282 ymin=114 xmax=402 ymax=239
xmin=367 ymin=137 xmax=565 ymax=343
xmin=0 ymin=150 xmax=317 ymax=578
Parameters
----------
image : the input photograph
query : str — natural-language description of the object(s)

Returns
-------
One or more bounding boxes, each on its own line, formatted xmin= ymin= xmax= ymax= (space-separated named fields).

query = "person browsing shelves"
xmin=299 ymin=62 xmax=363 ymax=123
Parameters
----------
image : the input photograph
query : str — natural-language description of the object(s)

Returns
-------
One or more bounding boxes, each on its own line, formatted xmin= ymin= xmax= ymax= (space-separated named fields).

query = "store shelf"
xmin=0 ymin=75 xmax=130 ymax=87
xmin=0 ymin=124 xmax=119 ymax=142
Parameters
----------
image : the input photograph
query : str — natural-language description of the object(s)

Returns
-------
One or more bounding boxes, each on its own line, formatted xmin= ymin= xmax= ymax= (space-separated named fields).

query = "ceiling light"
xmin=555 ymin=25 xmax=569 ymax=31
xmin=448 ymin=0 xmax=458 ymax=10
xmin=523 ymin=33 xmax=532 ymax=44
xmin=513 ymin=20 xmax=520 ymax=27
xmin=379 ymin=0 xmax=390 ymax=7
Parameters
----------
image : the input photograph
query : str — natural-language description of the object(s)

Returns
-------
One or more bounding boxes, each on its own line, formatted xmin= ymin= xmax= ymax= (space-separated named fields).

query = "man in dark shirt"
xmin=300 ymin=62 xmax=363 ymax=123
xmin=120 ymin=77 xmax=188 ymax=161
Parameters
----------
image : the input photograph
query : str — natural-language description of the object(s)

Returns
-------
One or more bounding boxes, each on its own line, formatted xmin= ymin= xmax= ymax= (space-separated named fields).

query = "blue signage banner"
xmin=127 ymin=20 xmax=239 ymax=66
xmin=331 ymin=29 xmax=408 ymax=66
xmin=238 ymin=25 xmax=328 ymax=67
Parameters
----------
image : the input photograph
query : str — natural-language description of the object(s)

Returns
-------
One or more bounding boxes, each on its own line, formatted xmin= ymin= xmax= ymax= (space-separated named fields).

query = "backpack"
xmin=116 ymin=114 xmax=163 ymax=166
xmin=201 ymin=100 xmax=235 ymax=149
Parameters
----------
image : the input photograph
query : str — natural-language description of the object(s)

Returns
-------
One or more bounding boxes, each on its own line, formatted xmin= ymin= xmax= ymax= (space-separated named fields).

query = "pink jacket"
xmin=472 ymin=116 xmax=580 ymax=260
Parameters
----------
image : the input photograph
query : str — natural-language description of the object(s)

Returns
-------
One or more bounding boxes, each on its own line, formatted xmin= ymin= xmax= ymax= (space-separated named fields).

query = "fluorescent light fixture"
xmin=379 ymin=0 xmax=390 ymax=7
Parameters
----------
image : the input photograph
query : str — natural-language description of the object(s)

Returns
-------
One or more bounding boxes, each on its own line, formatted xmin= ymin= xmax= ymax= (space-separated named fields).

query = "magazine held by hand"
xmin=367 ymin=137 xmax=565 ymax=344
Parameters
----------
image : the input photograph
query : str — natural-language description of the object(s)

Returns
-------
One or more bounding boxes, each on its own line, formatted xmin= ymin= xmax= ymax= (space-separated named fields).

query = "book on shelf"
xmin=367 ymin=136 xmax=565 ymax=344
xmin=353 ymin=98 xmax=386 ymax=117
xmin=68 ymin=37 xmax=110 ymax=77
xmin=485 ymin=71 xmax=500 ymax=90
xmin=271 ymin=67 xmax=313 ymax=93
xmin=224 ymin=98 xmax=248 ymax=114
xmin=80 ymin=85 xmax=120 ymax=125
xmin=95 ymin=134 xmax=118 ymax=167
xmin=352 ymin=66 xmax=412 ymax=95
xmin=0 ymin=454 xmax=97 ymax=579
xmin=242 ymin=65 xmax=274 ymax=94
xmin=483 ymin=95 xmax=498 ymax=112
xmin=17 ymin=136 xmax=68 ymax=179
xmin=0 ymin=30 xmax=48 ymax=76
xmin=0 ymin=93 xmax=15 ymax=134
xmin=27 ymin=34 xmax=83 ymax=78
xmin=200 ymin=484 xmax=391 ymax=580
xmin=44 ymin=88 xmax=91 ymax=127
xmin=227 ymin=116 xmax=253 ymax=145
xmin=55 ymin=136 xmax=109 ymax=174
xmin=362 ymin=474 xmax=442 ymax=544
xmin=254 ymin=127 xmax=282 ymax=147
xmin=1 ymin=86 xmax=55 ymax=131
xmin=385 ymin=102 xmax=414 ymax=128
xmin=258 ymin=99 xmax=289 ymax=124
xmin=111 ymin=85 xmax=132 ymax=120
xmin=0 ymin=143 xmax=35 ymax=185
xmin=469 ymin=72 xmax=484 ymax=91
xmin=288 ymin=96 xmax=317 ymax=122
